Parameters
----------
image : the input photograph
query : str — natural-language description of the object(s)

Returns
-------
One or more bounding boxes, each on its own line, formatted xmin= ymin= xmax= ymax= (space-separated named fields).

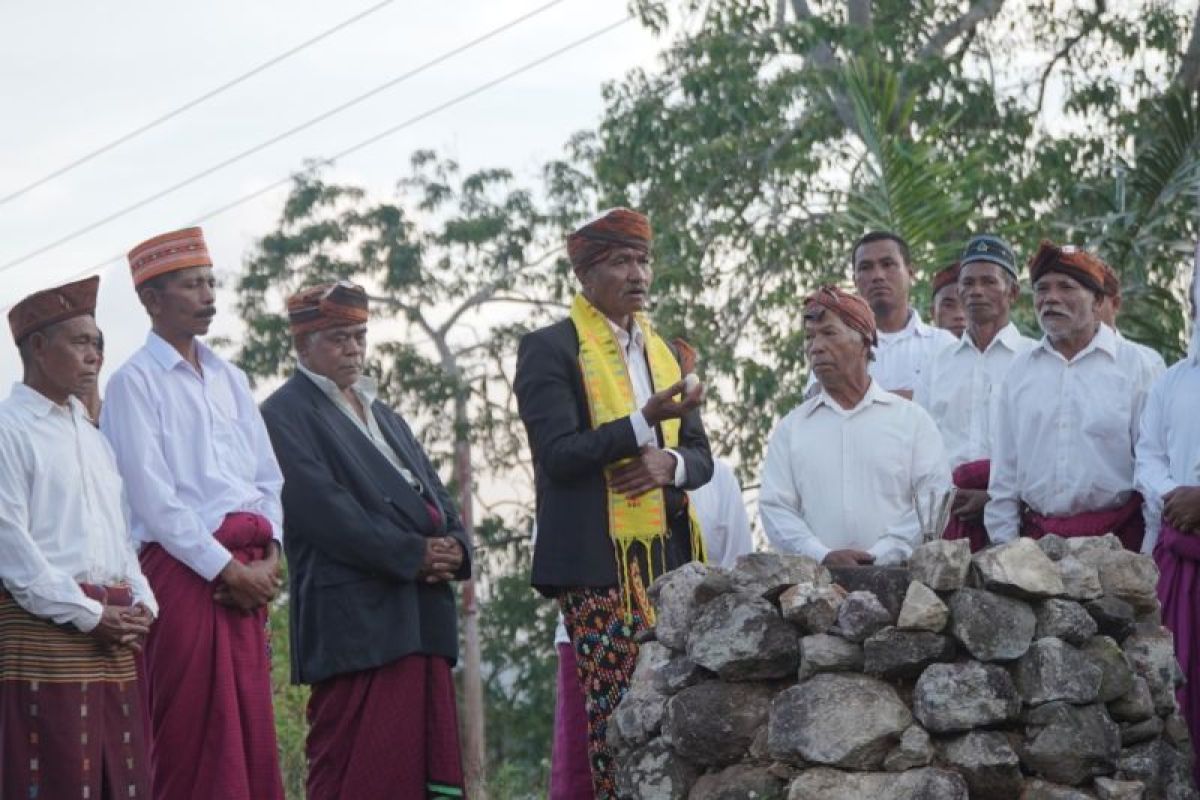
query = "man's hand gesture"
xmin=641 ymin=379 xmax=703 ymax=426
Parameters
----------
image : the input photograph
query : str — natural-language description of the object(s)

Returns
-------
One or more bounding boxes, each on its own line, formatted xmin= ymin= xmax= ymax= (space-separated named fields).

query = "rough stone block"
xmin=949 ymin=588 xmax=1037 ymax=662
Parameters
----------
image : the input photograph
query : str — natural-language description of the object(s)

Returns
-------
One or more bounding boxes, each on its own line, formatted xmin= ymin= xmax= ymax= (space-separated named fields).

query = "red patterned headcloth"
xmin=286 ymin=281 xmax=369 ymax=336
xmin=128 ymin=226 xmax=212 ymax=287
xmin=566 ymin=207 xmax=652 ymax=269
xmin=1028 ymin=240 xmax=1108 ymax=295
xmin=9 ymin=276 xmax=100 ymax=344
xmin=931 ymin=261 xmax=961 ymax=297
xmin=803 ymin=285 xmax=878 ymax=346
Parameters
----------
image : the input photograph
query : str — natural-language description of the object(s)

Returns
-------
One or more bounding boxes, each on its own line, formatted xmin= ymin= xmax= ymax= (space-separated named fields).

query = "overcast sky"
xmin=0 ymin=0 xmax=658 ymax=390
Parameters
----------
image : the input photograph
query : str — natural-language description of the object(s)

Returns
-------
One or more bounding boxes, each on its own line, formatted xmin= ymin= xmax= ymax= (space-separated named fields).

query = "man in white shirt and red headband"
xmin=0 ymin=276 xmax=157 ymax=800
xmin=102 ymin=227 xmax=286 ymax=800
xmin=760 ymin=286 xmax=950 ymax=565
xmin=985 ymin=241 xmax=1162 ymax=549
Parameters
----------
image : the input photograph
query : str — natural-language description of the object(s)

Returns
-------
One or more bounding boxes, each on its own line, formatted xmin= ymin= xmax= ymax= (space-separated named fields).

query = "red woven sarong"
xmin=550 ymin=641 xmax=593 ymax=799
xmin=1155 ymin=520 xmax=1200 ymax=786
xmin=138 ymin=511 xmax=284 ymax=800
xmin=305 ymin=653 xmax=465 ymax=800
xmin=0 ymin=587 xmax=149 ymax=800
xmin=1021 ymin=492 xmax=1145 ymax=552
xmin=943 ymin=459 xmax=991 ymax=552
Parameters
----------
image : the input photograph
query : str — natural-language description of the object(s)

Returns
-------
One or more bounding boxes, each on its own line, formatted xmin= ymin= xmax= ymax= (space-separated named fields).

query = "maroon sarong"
xmin=550 ymin=642 xmax=593 ymax=800
xmin=138 ymin=512 xmax=284 ymax=800
xmin=0 ymin=587 xmax=150 ymax=800
xmin=1155 ymin=520 xmax=1200 ymax=786
xmin=943 ymin=459 xmax=990 ymax=552
xmin=1021 ymin=492 xmax=1145 ymax=552
xmin=306 ymin=653 xmax=465 ymax=800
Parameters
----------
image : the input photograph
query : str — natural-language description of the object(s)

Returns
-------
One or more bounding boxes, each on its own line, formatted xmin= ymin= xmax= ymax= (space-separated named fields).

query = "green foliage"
xmin=269 ymin=568 xmax=310 ymax=800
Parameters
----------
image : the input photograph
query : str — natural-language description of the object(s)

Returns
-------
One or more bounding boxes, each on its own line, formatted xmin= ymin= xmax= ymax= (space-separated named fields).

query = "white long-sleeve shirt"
xmin=101 ymin=332 xmax=284 ymax=581
xmin=759 ymin=380 xmax=951 ymax=565
xmin=1135 ymin=353 xmax=1200 ymax=553
xmin=609 ymin=318 xmax=685 ymax=486
xmin=915 ymin=322 xmax=1036 ymax=467
xmin=0 ymin=383 xmax=156 ymax=631
xmin=985 ymin=324 xmax=1163 ymax=543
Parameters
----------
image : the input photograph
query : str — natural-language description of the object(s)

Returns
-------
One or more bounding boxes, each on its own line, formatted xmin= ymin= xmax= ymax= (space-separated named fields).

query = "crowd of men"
xmin=0 ymin=209 xmax=1196 ymax=800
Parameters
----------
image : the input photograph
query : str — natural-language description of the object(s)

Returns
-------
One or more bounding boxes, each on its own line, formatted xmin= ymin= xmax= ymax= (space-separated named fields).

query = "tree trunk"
xmin=454 ymin=417 xmax=488 ymax=800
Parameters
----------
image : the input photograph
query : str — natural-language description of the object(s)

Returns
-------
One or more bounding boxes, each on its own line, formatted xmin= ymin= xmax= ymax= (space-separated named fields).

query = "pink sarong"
xmin=1155 ymin=520 xmax=1200 ymax=786
xmin=138 ymin=512 xmax=284 ymax=800
xmin=1021 ymin=492 xmax=1145 ymax=552
xmin=943 ymin=459 xmax=990 ymax=552
xmin=550 ymin=642 xmax=593 ymax=799
xmin=306 ymin=653 xmax=465 ymax=800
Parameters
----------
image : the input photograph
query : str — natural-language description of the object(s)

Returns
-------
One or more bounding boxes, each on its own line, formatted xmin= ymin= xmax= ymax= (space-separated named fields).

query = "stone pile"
xmin=610 ymin=535 xmax=1196 ymax=799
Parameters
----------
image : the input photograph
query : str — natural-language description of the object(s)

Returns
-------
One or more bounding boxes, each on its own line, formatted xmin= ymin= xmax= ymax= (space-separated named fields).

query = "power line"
xmin=0 ymin=0 xmax=397 ymax=208
xmin=0 ymin=0 xmax=572 ymax=275
xmin=4 ymin=13 xmax=634 ymax=300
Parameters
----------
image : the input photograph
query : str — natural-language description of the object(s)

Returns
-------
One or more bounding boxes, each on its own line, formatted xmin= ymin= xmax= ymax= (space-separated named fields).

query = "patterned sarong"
xmin=305 ymin=653 xmax=465 ymax=800
xmin=1155 ymin=520 xmax=1200 ymax=787
xmin=1020 ymin=492 xmax=1145 ymax=552
xmin=0 ymin=587 xmax=150 ymax=800
xmin=138 ymin=511 xmax=284 ymax=800
xmin=558 ymin=563 xmax=651 ymax=800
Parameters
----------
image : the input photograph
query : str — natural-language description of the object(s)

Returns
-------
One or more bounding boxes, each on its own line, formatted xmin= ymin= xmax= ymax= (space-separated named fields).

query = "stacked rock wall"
xmin=610 ymin=535 xmax=1196 ymax=799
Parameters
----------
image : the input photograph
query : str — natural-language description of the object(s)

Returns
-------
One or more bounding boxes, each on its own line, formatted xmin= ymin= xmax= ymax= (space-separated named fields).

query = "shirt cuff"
xmin=71 ymin=597 xmax=105 ymax=633
xmin=666 ymin=449 xmax=687 ymax=487
xmin=193 ymin=541 xmax=236 ymax=583
xmin=630 ymin=411 xmax=656 ymax=448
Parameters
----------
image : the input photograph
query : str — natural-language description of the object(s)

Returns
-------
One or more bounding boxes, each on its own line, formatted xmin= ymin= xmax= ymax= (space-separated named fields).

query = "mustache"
xmin=195 ymin=308 xmax=216 ymax=319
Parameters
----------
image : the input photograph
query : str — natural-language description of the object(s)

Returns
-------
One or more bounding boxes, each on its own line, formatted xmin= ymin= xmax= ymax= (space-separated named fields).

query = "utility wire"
xmin=3 ymin=13 xmax=633 ymax=299
xmin=0 ymin=0 xmax=396 ymax=208
xmin=0 ymin=0 xmax=571 ymax=275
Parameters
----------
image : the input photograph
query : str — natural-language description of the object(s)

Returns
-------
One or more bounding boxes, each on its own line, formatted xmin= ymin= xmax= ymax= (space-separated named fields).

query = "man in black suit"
xmin=515 ymin=208 xmax=712 ymax=798
xmin=260 ymin=281 xmax=470 ymax=800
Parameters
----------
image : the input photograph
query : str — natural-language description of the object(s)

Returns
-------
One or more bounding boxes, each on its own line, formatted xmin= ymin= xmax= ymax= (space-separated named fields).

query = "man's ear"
xmin=573 ymin=262 xmax=591 ymax=289
xmin=137 ymin=286 xmax=161 ymax=316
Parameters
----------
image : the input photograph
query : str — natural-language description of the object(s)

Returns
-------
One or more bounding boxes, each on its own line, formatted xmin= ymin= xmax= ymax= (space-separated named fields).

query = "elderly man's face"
xmin=141 ymin=266 xmax=217 ymax=339
xmin=298 ymin=323 xmax=368 ymax=390
xmin=804 ymin=307 xmax=870 ymax=385
xmin=932 ymin=284 xmax=966 ymax=338
xmin=29 ymin=315 xmax=102 ymax=399
xmin=577 ymin=246 xmax=651 ymax=324
xmin=1034 ymin=272 xmax=1100 ymax=345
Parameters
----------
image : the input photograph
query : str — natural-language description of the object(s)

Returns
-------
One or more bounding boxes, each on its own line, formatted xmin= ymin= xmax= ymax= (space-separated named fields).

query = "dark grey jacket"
xmin=261 ymin=373 xmax=471 ymax=685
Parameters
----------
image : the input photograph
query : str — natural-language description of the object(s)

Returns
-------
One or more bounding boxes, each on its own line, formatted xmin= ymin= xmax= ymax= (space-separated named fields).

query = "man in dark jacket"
xmin=515 ymin=208 xmax=713 ymax=798
xmin=260 ymin=281 xmax=471 ymax=800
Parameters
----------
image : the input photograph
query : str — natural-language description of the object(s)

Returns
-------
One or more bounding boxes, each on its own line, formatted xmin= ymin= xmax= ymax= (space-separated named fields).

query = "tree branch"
xmin=1033 ymin=0 xmax=1105 ymax=116
xmin=917 ymin=0 xmax=1006 ymax=60
xmin=790 ymin=0 xmax=860 ymax=132
xmin=847 ymin=0 xmax=873 ymax=30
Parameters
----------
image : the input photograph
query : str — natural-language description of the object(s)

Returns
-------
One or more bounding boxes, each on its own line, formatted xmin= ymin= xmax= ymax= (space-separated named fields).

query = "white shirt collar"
xmin=145 ymin=330 xmax=219 ymax=373
xmin=296 ymin=361 xmax=380 ymax=406
xmin=957 ymin=321 xmax=1024 ymax=355
xmin=606 ymin=317 xmax=646 ymax=351
xmin=804 ymin=378 xmax=896 ymax=418
xmin=1035 ymin=322 xmax=1117 ymax=363
xmin=8 ymin=382 xmax=83 ymax=419
xmin=879 ymin=307 xmax=938 ymax=341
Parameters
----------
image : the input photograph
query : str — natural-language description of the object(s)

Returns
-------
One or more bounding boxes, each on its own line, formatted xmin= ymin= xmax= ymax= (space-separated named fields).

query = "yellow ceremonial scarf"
xmin=570 ymin=293 xmax=705 ymax=622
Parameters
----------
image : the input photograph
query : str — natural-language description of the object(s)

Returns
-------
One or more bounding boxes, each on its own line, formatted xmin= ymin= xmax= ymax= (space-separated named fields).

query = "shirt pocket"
xmin=208 ymin=374 xmax=241 ymax=422
xmin=1080 ymin=373 xmax=1133 ymax=442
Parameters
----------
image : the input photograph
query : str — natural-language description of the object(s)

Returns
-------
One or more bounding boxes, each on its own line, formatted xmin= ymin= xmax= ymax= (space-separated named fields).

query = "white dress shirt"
xmin=609 ymin=319 xmax=686 ymax=487
xmin=1115 ymin=328 xmax=1167 ymax=375
xmin=1135 ymin=353 xmax=1200 ymax=553
xmin=915 ymin=322 xmax=1036 ymax=467
xmin=805 ymin=308 xmax=957 ymax=397
xmin=759 ymin=380 xmax=950 ymax=565
xmin=101 ymin=332 xmax=285 ymax=581
xmin=0 ymin=384 xmax=156 ymax=631
xmin=985 ymin=324 xmax=1164 ymax=543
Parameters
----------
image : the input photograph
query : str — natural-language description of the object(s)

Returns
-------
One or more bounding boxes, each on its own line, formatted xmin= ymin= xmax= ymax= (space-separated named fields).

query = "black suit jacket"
xmin=515 ymin=318 xmax=713 ymax=595
xmin=261 ymin=373 xmax=471 ymax=685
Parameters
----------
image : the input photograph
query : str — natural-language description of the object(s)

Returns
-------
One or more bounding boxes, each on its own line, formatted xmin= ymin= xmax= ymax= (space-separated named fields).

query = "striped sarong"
xmin=0 ymin=588 xmax=150 ymax=799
